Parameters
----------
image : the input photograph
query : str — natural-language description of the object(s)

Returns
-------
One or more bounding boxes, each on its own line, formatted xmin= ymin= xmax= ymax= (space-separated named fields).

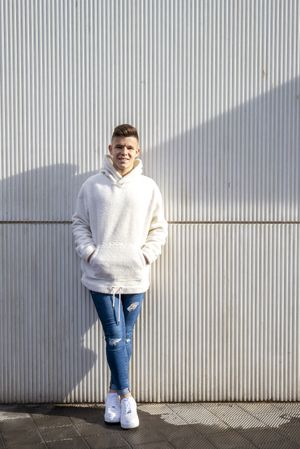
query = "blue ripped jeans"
xmin=90 ymin=290 xmax=144 ymax=396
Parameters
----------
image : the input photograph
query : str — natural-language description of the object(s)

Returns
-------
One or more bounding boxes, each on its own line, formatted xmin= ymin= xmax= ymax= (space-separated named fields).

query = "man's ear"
xmin=108 ymin=144 xmax=112 ymax=154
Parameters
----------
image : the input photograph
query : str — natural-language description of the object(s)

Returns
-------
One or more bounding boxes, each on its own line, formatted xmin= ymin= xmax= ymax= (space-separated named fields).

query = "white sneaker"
xmin=104 ymin=392 xmax=121 ymax=424
xmin=120 ymin=396 xmax=139 ymax=429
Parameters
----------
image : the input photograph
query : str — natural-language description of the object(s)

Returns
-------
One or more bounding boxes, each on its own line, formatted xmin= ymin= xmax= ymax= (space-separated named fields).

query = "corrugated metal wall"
xmin=0 ymin=0 xmax=299 ymax=402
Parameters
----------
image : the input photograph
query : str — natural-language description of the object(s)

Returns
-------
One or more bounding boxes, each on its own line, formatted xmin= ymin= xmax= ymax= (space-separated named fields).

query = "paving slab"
xmin=131 ymin=443 xmax=174 ymax=449
xmin=203 ymin=404 xmax=264 ymax=429
xmin=45 ymin=438 xmax=89 ymax=449
xmin=204 ymin=428 xmax=256 ymax=449
xmin=168 ymin=429 xmax=216 ymax=449
xmin=257 ymin=441 xmax=300 ymax=449
xmin=241 ymin=427 xmax=289 ymax=446
xmin=167 ymin=404 xmax=229 ymax=431
xmin=238 ymin=403 xmax=280 ymax=415
xmin=84 ymin=432 xmax=131 ymax=448
xmin=0 ymin=403 xmax=300 ymax=449
xmin=38 ymin=425 xmax=80 ymax=443
xmin=71 ymin=422 xmax=110 ymax=437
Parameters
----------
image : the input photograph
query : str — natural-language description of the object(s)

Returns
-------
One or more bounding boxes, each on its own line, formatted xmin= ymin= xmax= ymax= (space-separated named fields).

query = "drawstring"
xmin=111 ymin=287 xmax=122 ymax=325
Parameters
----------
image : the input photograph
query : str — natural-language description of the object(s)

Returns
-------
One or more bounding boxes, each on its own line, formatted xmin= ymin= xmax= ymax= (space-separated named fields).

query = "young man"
xmin=72 ymin=124 xmax=168 ymax=429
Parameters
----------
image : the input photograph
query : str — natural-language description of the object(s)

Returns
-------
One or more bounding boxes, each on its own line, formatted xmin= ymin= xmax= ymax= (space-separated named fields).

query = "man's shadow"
xmin=0 ymin=165 xmax=103 ymax=402
xmin=0 ymin=77 xmax=299 ymax=402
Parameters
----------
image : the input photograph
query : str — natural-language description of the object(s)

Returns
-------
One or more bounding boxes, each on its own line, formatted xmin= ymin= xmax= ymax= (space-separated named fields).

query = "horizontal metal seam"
xmin=0 ymin=221 xmax=300 ymax=225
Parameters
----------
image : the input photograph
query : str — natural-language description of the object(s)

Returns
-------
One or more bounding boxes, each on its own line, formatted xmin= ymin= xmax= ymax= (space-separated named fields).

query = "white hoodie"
xmin=72 ymin=155 xmax=168 ymax=294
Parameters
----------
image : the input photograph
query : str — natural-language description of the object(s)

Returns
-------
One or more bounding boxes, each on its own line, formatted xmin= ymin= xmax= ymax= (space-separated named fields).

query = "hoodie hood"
xmin=101 ymin=155 xmax=143 ymax=185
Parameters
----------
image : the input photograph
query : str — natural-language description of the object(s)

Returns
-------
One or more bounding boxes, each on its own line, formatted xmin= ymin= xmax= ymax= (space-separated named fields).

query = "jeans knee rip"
xmin=127 ymin=302 xmax=139 ymax=312
xmin=108 ymin=338 xmax=122 ymax=346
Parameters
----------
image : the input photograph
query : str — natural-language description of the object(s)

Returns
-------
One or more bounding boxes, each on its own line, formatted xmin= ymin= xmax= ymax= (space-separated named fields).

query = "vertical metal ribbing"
xmin=0 ymin=0 xmax=299 ymax=403
xmin=1 ymin=0 xmax=299 ymax=221
xmin=134 ymin=224 xmax=300 ymax=402
xmin=0 ymin=223 xmax=299 ymax=402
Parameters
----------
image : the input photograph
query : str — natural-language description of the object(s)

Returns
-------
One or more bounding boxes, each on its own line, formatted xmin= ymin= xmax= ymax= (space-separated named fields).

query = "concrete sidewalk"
xmin=0 ymin=402 xmax=300 ymax=449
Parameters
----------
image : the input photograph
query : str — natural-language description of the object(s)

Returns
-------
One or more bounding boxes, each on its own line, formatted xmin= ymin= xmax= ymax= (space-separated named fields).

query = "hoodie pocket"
xmin=87 ymin=242 xmax=146 ymax=282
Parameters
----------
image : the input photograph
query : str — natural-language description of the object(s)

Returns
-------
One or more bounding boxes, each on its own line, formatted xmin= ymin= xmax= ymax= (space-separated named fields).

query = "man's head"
xmin=108 ymin=124 xmax=141 ymax=176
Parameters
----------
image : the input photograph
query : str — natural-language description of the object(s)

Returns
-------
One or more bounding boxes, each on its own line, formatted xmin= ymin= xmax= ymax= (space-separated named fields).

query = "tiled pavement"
xmin=1 ymin=402 xmax=300 ymax=449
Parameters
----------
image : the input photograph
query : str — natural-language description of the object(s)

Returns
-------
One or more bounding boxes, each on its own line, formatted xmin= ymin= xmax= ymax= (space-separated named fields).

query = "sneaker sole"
xmin=121 ymin=419 xmax=139 ymax=429
xmin=104 ymin=415 xmax=120 ymax=424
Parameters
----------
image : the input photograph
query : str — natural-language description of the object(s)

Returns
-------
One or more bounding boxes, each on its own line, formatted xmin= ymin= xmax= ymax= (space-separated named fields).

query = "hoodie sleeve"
xmin=141 ymin=185 xmax=168 ymax=264
xmin=71 ymin=184 xmax=96 ymax=261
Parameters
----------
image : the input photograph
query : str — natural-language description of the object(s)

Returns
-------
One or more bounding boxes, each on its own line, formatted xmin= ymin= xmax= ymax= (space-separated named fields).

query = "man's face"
xmin=108 ymin=136 xmax=140 ymax=176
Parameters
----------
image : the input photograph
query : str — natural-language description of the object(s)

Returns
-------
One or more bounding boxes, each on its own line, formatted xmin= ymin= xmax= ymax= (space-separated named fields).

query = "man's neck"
xmin=113 ymin=166 xmax=134 ymax=177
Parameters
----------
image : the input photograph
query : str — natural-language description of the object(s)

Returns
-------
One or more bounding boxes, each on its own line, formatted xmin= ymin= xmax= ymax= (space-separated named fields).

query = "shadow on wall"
xmin=144 ymin=76 xmax=300 ymax=221
xmin=0 ymin=77 xmax=299 ymax=402
xmin=1 ymin=78 xmax=299 ymax=222
xmin=0 ymin=166 xmax=100 ymax=402
xmin=0 ymin=165 xmax=97 ymax=221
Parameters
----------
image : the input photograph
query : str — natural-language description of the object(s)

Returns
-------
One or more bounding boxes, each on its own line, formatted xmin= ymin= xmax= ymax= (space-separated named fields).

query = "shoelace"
xmin=107 ymin=394 xmax=119 ymax=410
xmin=110 ymin=399 xmax=118 ymax=409
xmin=122 ymin=398 xmax=134 ymax=414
